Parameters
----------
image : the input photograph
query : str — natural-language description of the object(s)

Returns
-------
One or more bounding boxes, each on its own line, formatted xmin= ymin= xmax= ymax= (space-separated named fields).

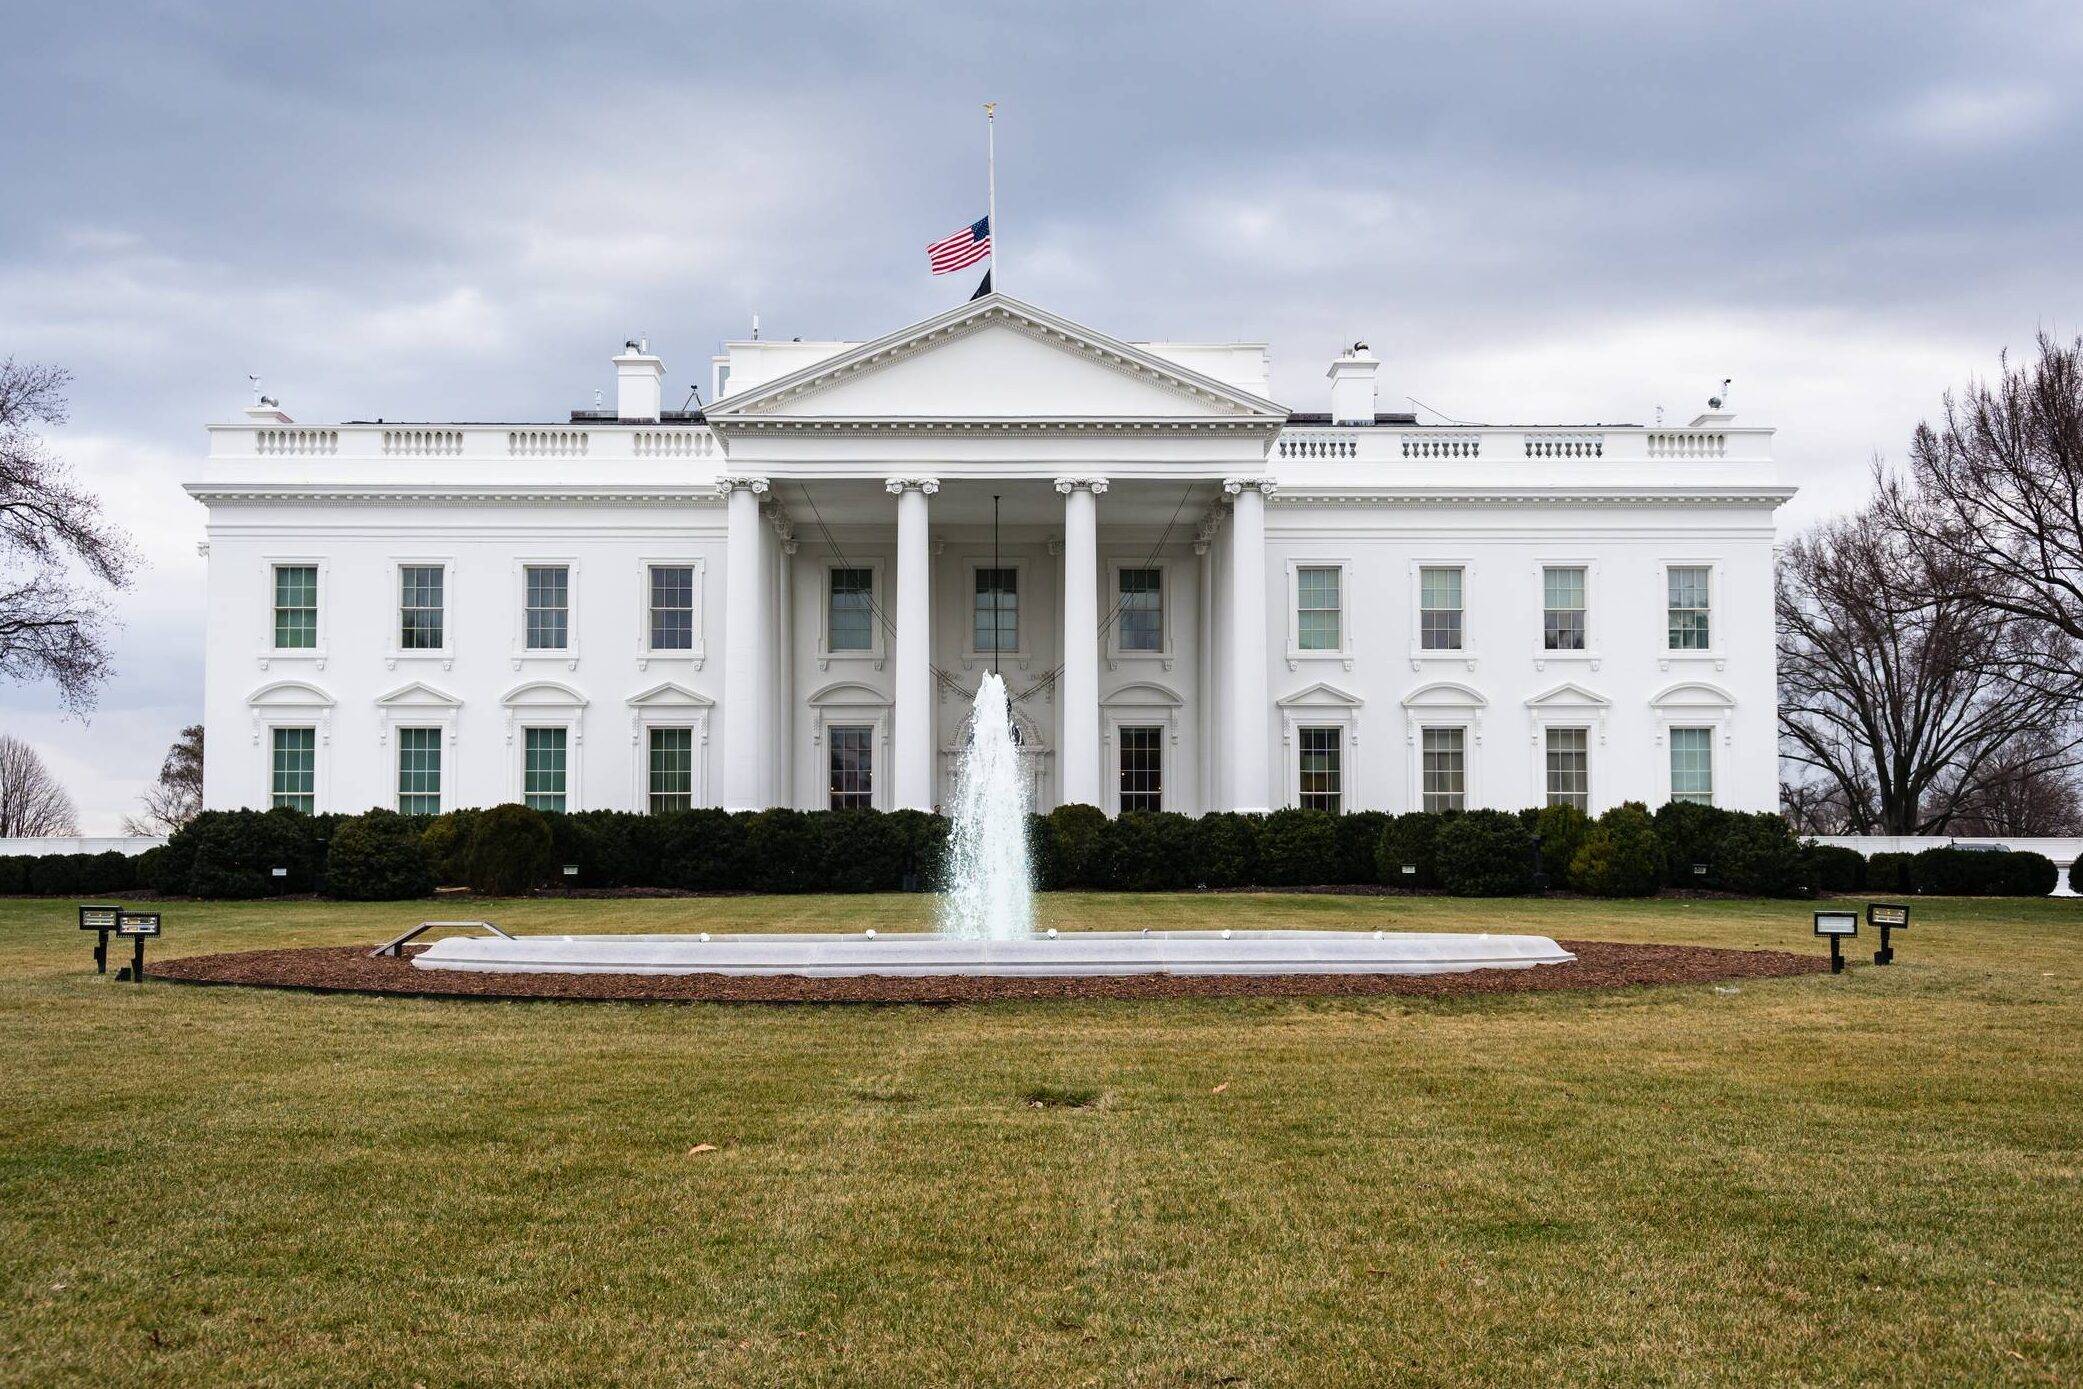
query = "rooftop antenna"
xmin=682 ymin=385 xmax=701 ymax=411
xmin=247 ymin=374 xmax=261 ymax=406
xmin=751 ymin=313 xmax=760 ymax=341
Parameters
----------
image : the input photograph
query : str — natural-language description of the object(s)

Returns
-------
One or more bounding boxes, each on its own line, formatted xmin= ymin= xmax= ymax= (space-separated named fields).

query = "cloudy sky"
xmin=4 ymin=1 xmax=2080 ymax=831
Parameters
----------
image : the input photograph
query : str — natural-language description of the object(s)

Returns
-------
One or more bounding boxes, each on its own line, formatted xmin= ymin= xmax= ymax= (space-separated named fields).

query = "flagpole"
xmin=984 ymin=101 xmax=998 ymax=295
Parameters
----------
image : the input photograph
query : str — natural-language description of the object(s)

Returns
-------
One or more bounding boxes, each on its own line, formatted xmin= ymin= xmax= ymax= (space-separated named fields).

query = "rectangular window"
xmin=1671 ymin=727 xmax=1714 ymax=805
xmin=828 ymin=567 xmax=874 ymax=652
xmin=1296 ymin=566 xmax=1342 ymax=651
xmin=829 ymin=725 xmax=873 ymax=809
xmin=1545 ymin=727 xmax=1589 ymax=811
xmin=523 ymin=727 xmax=568 ymax=811
xmin=1298 ymin=727 xmax=1342 ymax=814
xmin=1668 ymin=566 xmax=1712 ymax=650
xmin=648 ymin=565 xmax=694 ymax=651
xmin=1420 ymin=566 xmax=1464 ymax=651
xmin=648 ymin=727 xmax=693 ymax=813
xmin=273 ymin=565 xmax=318 ymax=649
xmin=1118 ymin=725 xmax=1163 ymax=812
xmin=399 ymin=565 xmax=445 ymax=650
xmin=397 ymin=727 xmax=442 ymax=816
xmin=525 ymin=565 xmax=570 ymax=650
xmin=1421 ymin=727 xmax=1465 ymax=813
xmin=1543 ymin=566 xmax=1587 ymax=651
xmin=270 ymin=726 xmax=315 ymax=813
xmin=1118 ymin=568 xmax=1163 ymax=653
xmin=974 ymin=567 xmax=1018 ymax=654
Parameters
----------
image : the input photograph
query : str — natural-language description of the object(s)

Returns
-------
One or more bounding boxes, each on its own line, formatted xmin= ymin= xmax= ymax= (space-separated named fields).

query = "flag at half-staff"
xmin=927 ymin=216 xmax=992 ymax=275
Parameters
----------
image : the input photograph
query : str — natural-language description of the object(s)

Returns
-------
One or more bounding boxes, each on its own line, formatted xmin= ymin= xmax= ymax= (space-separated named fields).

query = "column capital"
xmin=1053 ymin=475 xmax=1110 ymax=495
xmin=716 ymin=473 xmax=769 ymax=495
xmin=884 ymin=476 xmax=941 ymax=496
xmin=1222 ymin=476 xmax=1278 ymax=497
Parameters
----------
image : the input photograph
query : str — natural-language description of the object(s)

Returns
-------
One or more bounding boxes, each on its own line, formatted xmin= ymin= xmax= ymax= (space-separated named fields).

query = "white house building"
xmin=189 ymin=294 xmax=1792 ymax=821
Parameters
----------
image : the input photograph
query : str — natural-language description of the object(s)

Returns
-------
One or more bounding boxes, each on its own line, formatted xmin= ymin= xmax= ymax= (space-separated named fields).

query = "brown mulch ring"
xmin=148 ymin=939 xmax=1829 ymax=1006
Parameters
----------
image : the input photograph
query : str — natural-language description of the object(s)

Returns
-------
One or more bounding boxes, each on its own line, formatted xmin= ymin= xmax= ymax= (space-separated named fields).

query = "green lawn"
xmin=4 ymin=893 xmax=2079 ymax=1386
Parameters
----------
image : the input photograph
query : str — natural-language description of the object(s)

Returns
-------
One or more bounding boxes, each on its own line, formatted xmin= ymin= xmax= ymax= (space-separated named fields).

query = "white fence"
xmin=0 ymin=835 xmax=167 ymax=857
xmin=1812 ymin=835 xmax=2083 ymax=896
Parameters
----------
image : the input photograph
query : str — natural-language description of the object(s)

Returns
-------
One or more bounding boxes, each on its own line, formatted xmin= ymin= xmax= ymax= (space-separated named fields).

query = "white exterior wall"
xmin=189 ymin=294 xmax=1791 ymax=819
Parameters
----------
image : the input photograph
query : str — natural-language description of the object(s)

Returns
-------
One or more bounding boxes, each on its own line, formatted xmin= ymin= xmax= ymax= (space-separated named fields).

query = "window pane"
xmin=648 ymin=727 xmax=693 ymax=813
xmin=1296 ymin=566 xmax=1341 ymax=651
xmin=399 ymin=566 xmax=445 ymax=649
xmin=1421 ymin=727 xmax=1465 ymax=813
xmin=523 ymin=727 xmax=567 ymax=811
xmin=1670 ymin=727 xmax=1714 ymax=804
xmin=270 ymin=726 xmax=315 ymax=813
xmin=1419 ymin=566 xmax=1463 ymax=650
xmin=525 ymin=565 xmax=569 ymax=650
xmin=974 ymin=568 xmax=1018 ymax=653
xmin=1668 ymin=566 xmax=1711 ymax=650
xmin=1119 ymin=725 xmax=1163 ymax=813
xmin=828 ymin=567 xmax=874 ymax=652
xmin=1542 ymin=566 xmax=1586 ymax=651
xmin=273 ymin=565 xmax=318 ymax=649
xmin=829 ymin=725 xmax=874 ymax=809
xmin=397 ymin=727 xmax=442 ymax=815
xmin=1118 ymin=568 xmax=1163 ymax=652
xmin=649 ymin=565 xmax=694 ymax=651
xmin=1298 ymin=726 xmax=1342 ymax=814
xmin=1544 ymin=726 xmax=1588 ymax=811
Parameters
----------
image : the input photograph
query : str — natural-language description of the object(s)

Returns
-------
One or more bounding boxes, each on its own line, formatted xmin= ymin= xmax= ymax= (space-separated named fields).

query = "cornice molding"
xmin=713 ymin=416 xmax=1283 ymax=438
xmin=183 ymin=483 xmax=725 ymax=507
xmin=1268 ymin=487 xmax=1798 ymax=507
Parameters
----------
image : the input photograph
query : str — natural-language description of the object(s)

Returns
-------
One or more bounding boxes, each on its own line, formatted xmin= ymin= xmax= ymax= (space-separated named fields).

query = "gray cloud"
xmin=2 ymin=1 xmax=2078 ymax=828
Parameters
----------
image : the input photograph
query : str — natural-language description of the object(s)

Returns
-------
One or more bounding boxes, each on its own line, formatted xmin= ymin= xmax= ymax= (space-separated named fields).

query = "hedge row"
xmin=0 ymin=803 xmax=2058 ymax=900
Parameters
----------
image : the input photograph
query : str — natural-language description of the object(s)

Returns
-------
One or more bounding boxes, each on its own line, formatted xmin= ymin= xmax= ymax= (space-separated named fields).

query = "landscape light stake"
xmin=1868 ymin=902 xmax=1909 ymax=965
xmin=1814 ymin=909 xmax=1858 ymax=974
xmin=78 ymin=904 xmax=121 ymax=973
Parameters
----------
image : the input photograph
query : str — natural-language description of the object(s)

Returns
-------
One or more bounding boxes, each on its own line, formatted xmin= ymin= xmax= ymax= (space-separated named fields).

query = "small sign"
xmin=1692 ymin=863 xmax=1709 ymax=877
xmin=116 ymin=911 xmax=162 ymax=938
xmin=562 ymin=864 xmax=580 ymax=877
xmin=271 ymin=867 xmax=288 ymax=878
xmin=1813 ymin=911 xmax=1858 ymax=938
xmin=1868 ymin=903 xmax=1909 ymax=930
xmin=1400 ymin=865 xmax=1417 ymax=876
xmin=79 ymin=904 xmax=121 ymax=932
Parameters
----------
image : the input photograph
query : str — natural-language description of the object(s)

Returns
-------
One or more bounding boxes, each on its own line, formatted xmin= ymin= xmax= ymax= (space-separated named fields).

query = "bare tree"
xmin=0 ymin=359 xmax=139 ymax=712
xmin=123 ymin=723 xmax=203 ymax=835
xmin=1780 ymin=774 xmax=1854 ymax=835
xmin=1879 ymin=332 xmax=2083 ymax=695
xmin=0 ymin=733 xmax=79 ymax=836
xmin=1776 ymin=496 xmax=2082 ymax=833
xmin=1945 ymin=737 xmax=2083 ymax=836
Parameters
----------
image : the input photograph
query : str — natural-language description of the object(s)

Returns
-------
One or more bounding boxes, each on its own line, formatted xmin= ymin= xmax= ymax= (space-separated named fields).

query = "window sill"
xmin=962 ymin=650 xmax=1033 ymax=671
xmin=1532 ymin=649 xmax=1602 ymax=672
xmin=385 ymin=650 xmax=454 ymax=671
xmin=1286 ymin=648 xmax=1353 ymax=672
xmin=1406 ymin=649 xmax=1477 ymax=673
xmin=816 ymin=648 xmax=885 ymax=673
xmin=637 ymin=648 xmax=705 ymax=672
xmin=1657 ymin=650 xmax=1726 ymax=673
xmin=1107 ymin=647 xmax=1175 ymax=672
xmin=510 ymin=650 xmax=580 ymax=672
xmin=258 ymin=650 xmax=328 ymax=671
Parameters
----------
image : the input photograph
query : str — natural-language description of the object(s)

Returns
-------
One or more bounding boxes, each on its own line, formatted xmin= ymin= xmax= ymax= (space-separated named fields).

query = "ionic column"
xmin=720 ymin=474 xmax=770 ymax=811
xmin=1056 ymin=476 xmax=1108 ymax=808
xmin=887 ymin=476 xmax=939 ymax=810
xmin=1224 ymin=477 xmax=1276 ymax=812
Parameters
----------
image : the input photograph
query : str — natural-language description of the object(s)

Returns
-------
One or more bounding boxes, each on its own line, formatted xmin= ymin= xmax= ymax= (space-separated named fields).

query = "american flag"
xmin=926 ymin=215 xmax=992 ymax=275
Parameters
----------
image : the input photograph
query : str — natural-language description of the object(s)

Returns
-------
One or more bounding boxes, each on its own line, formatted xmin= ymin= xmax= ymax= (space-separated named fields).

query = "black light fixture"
xmin=78 ymin=903 xmax=121 ymax=974
xmin=114 ymin=910 xmax=162 ymax=983
xmin=1867 ymin=902 xmax=1909 ymax=965
xmin=1814 ymin=909 xmax=1858 ymax=974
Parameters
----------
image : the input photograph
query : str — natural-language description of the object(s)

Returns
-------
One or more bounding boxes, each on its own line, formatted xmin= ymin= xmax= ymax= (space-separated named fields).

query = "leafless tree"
xmin=123 ymin=723 xmax=203 ymax=835
xmin=0 ymin=359 xmax=138 ymax=712
xmin=1945 ymin=738 xmax=2083 ymax=836
xmin=1777 ymin=496 xmax=2083 ymax=833
xmin=0 ymin=733 xmax=79 ymax=836
xmin=1878 ymin=332 xmax=2083 ymax=696
xmin=1780 ymin=775 xmax=1854 ymax=835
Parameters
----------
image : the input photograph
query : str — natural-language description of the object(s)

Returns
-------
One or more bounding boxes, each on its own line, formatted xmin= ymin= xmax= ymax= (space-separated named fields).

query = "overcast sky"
xmin=4 ymin=1 xmax=2080 ymax=831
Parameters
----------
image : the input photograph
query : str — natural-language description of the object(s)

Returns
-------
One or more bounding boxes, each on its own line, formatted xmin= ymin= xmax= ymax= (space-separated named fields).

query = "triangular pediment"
xmin=1277 ymin=681 xmax=1364 ymax=709
xmin=626 ymin=680 xmax=712 ymax=710
xmin=1525 ymin=681 xmax=1610 ymax=710
xmin=375 ymin=680 xmax=462 ymax=710
xmin=706 ymin=295 xmax=1289 ymax=426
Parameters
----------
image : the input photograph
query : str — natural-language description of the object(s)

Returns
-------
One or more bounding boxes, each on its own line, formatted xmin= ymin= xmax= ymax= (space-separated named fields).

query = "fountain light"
xmin=1047 ymin=928 xmax=1058 ymax=939
xmin=865 ymin=929 xmax=877 ymax=940
xmin=700 ymin=933 xmax=710 ymax=943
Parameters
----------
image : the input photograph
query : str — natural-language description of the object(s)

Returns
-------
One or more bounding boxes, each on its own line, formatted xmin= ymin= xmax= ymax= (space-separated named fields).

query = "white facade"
xmin=189 ymin=295 xmax=1792 ymax=820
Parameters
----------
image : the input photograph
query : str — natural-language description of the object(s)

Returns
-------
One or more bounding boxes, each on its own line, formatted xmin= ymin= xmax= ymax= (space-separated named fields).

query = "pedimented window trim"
xmin=246 ymin=678 xmax=336 ymax=745
xmin=626 ymin=680 xmax=713 ymax=810
xmin=374 ymin=680 xmax=462 ymax=746
xmin=1525 ymin=682 xmax=1611 ymax=814
xmin=1278 ymin=682 xmax=1364 ymax=811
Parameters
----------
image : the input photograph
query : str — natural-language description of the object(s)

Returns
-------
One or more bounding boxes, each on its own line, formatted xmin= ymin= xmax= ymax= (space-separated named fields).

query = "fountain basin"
xmin=411 ymin=930 xmax=1575 ymax=978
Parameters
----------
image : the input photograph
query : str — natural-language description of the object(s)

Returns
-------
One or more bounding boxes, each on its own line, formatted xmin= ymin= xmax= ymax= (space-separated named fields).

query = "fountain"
xmin=938 ymin=673 xmax=1034 ymax=941
xmin=411 ymin=678 xmax=1572 ymax=979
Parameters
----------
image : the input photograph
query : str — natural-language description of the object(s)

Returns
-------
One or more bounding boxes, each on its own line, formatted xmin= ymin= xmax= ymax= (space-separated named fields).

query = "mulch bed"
xmin=148 ymin=939 xmax=1828 ymax=1006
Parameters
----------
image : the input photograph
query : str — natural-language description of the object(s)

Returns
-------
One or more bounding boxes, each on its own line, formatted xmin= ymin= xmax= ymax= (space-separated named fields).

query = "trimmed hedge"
xmin=2 ymin=803 xmax=2058 ymax=900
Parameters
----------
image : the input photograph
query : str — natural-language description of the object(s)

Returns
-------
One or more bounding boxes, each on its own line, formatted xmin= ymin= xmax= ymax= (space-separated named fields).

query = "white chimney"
xmin=614 ymin=338 xmax=665 ymax=421
xmin=1327 ymin=342 xmax=1379 ymax=425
